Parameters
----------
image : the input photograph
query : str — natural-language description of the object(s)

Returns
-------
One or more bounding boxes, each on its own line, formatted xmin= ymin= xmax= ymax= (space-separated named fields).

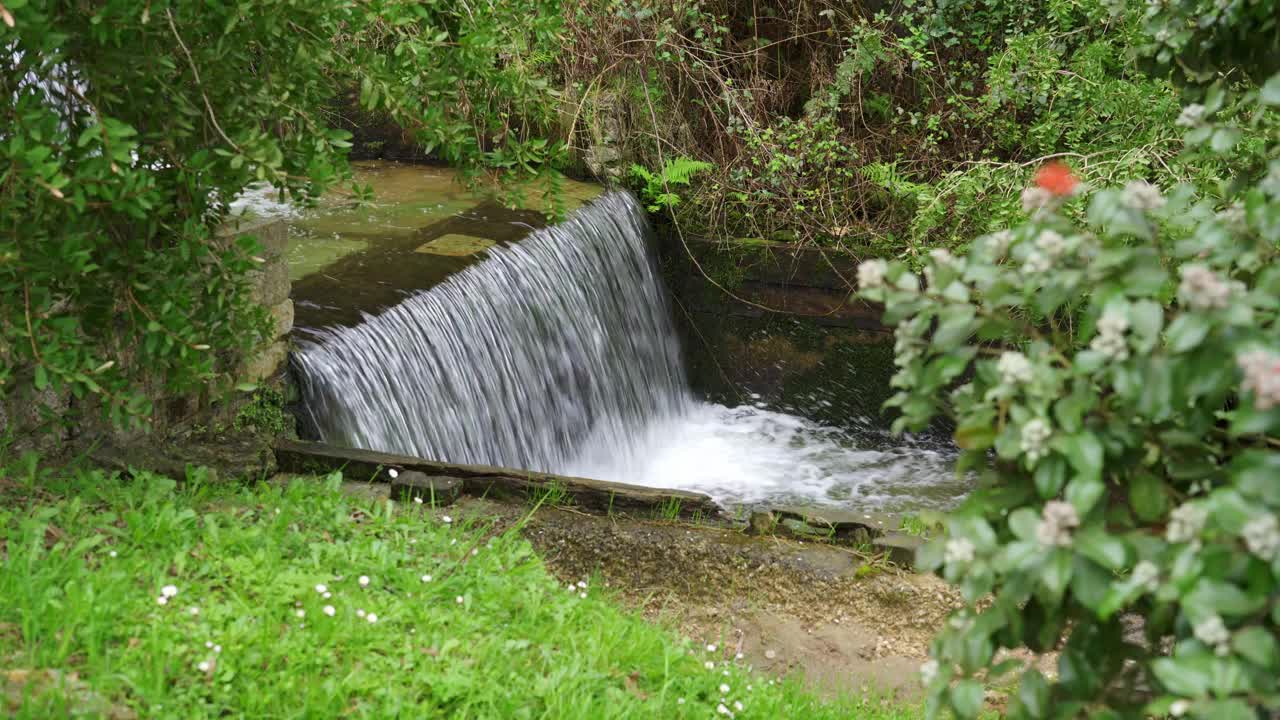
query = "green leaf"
xmin=950 ymin=679 xmax=985 ymax=719
xmin=1065 ymin=477 xmax=1105 ymax=515
xmin=933 ymin=304 xmax=977 ymax=349
xmin=1263 ymin=74 xmax=1280 ymax=105
xmin=1016 ymin=669 xmax=1050 ymax=719
xmin=1128 ymin=472 xmax=1168 ymax=522
xmin=1054 ymin=433 xmax=1103 ymax=482
xmin=1039 ymin=549 xmax=1073 ymax=603
xmin=1165 ymin=314 xmax=1211 ymax=353
xmin=1151 ymin=656 xmax=1213 ymax=697
xmin=1185 ymin=579 xmax=1265 ymax=617
xmin=1034 ymin=457 xmax=1067 ymax=499
xmin=1075 ymin=528 xmax=1128 ymax=570
xmin=34 ymin=364 xmax=49 ymax=391
xmin=1231 ymin=626 xmax=1279 ymax=669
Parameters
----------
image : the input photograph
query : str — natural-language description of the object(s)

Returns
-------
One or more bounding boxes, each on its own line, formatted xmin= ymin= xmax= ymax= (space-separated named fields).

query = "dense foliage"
xmin=858 ymin=3 xmax=1280 ymax=712
xmin=0 ymin=0 xmax=563 ymax=429
xmin=555 ymin=0 xmax=1270 ymax=260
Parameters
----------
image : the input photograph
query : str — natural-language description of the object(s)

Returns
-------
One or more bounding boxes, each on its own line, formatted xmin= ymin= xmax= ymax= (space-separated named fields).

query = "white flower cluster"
xmin=1121 ymin=180 xmax=1165 ymax=211
xmin=857 ymin=259 xmax=888 ymax=290
xmin=1175 ymin=103 xmax=1206 ymax=128
xmin=1192 ymin=614 xmax=1231 ymax=656
xmin=1023 ymin=250 xmax=1053 ymax=274
xmin=944 ymin=538 xmax=976 ymax=566
xmin=984 ymin=230 xmax=1014 ymax=259
xmin=1165 ymin=503 xmax=1207 ymax=544
xmin=1089 ymin=309 xmax=1130 ymax=360
xmin=1021 ymin=186 xmax=1062 ymax=217
xmin=1035 ymin=229 xmax=1066 ymax=258
xmin=1242 ymin=514 xmax=1279 ymax=561
xmin=1237 ymin=349 xmax=1280 ymax=410
xmin=997 ymin=351 xmax=1033 ymax=386
xmin=1020 ymin=418 xmax=1052 ymax=463
xmin=1131 ymin=560 xmax=1160 ymax=593
xmin=1036 ymin=500 xmax=1080 ymax=547
xmin=1177 ymin=264 xmax=1232 ymax=310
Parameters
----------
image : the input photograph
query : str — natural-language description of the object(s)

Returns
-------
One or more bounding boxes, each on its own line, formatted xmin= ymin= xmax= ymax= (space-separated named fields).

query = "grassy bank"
xmin=0 ymin=464 xmax=920 ymax=718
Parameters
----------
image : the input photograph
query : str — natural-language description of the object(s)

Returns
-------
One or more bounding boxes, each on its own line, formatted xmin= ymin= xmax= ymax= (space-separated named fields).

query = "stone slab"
xmin=274 ymin=439 xmax=723 ymax=519
xmin=873 ymin=532 xmax=925 ymax=569
xmin=390 ymin=471 xmax=462 ymax=506
xmin=413 ymin=233 xmax=496 ymax=257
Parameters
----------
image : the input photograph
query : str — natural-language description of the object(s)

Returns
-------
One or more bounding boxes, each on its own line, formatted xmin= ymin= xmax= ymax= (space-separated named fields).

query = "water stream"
xmin=275 ymin=175 xmax=965 ymax=511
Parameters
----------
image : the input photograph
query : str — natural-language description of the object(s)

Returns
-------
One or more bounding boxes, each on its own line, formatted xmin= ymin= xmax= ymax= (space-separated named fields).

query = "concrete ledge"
xmin=274 ymin=439 xmax=723 ymax=519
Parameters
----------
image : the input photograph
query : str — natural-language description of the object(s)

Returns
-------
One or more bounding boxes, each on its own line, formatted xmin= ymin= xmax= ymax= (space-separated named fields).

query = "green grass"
xmin=0 ymin=464 xmax=922 ymax=719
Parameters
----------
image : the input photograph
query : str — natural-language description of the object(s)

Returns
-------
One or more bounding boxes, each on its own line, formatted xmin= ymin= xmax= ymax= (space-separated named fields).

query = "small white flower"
xmin=161 ymin=585 xmax=179 ymax=598
xmin=1022 ymin=250 xmax=1052 ymax=274
xmin=323 ymin=605 xmax=336 ymax=617
xmin=1176 ymin=104 xmax=1206 ymax=128
xmin=1238 ymin=349 xmax=1280 ymax=410
xmin=1178 ymin=264 xmax=1232 ymax=311
xmin=456 ymin=596 xmax=464 ymax=604
xmin=919 ymin=659 xmax=940 ymax=685
xmin=1090 ymin=308 xmax=1131 ymax=360
xmin=704 ymin=661 xmax=716 ymax=670
xmin=719 ymin=683 xmax=731 ymax=694
xmin=1036 ymin=500 xmax=1080 ymax=547
xmin=188 ymin=607 xmax=200 ymax=616
xmin=413 ymin=496 xmax=424 ymax=504
xmin=857 ymin=259 xmax=888 ymax=290
xmin=295 ymin=609 xmax=305 ymax=618
xmin=735 ymin=653 xmax=744 ymax=661
xmin=1193 ymin=614 xmax=1230 ymax=652
xmin=1242 ymin=514 xmax=1280 ymax=561
xmin=1122 ymin=180 xmax=1165 ymax=211
xmin=579 ymin=592 xmax=587 ymax=599
xmin=944 ymin=538 xmax=976 ymax=565
xmin=315 ymin=584 xmax=327 ymax=594
xmin=388 ymin=468 xmax=399 ymax=479
xmin=1170 ymin=699 xmax=1190 ymax=717
xmin=358 ymin=575 xmax=370 ymax=587
xmin=677 ymin=698 xmax=685 ymax=705
xmin=1166 ymin=503 xmax=1208 ymax=544
xmin=1035 ymin=230 xmax=1066 ymax=258
xmin=356 ymin=609 xmax=366 ymax=618
xmin=108 ymin=550 xmax=117 ymax=558
xmin=157 ymin=596 xmax=168 ymax=606
xmin=1020 ymin=419 xmax=1053 ymax=463
xmin=197 ymin=660 xmax=211 ymax=673
xmin=205 ymin=641 xmax=213 ymax=649
xmin=706 ymin=644 xmax=717 ymax=652
xmin=442 ymin=515 xmax=453 ymax=524
xmin=421 ymin=574 xmax=433 ymax=583
xmin=717 ymin=703 xmax=733 ymax=716
xmin=366 ymin=613 xmax=378 ymax=624
xmin=734 ymin=701 xmax=744 ymax=712
xmin=450 ymin=539 xmax=457 ymax=545
xmin=576 ymin=580 xmax=587 ymax=589
xmin=1131 ymin=560 xmax=1160 ymax=592
xmin=929 ymin=248 xmax=959 ymax=268
xmin=997 ymin=352 xmax=1034 ymax=386
xmin=324 ymin=592 xmax=331 ymax=599
xmin=213 ymin=645 xmax=221 ymax=654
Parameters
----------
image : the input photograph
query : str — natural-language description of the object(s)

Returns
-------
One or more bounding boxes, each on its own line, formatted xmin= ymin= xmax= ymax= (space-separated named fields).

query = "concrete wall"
xmin=2 ymin=218 xmax=293 ymax=470
xmin=658 ymin=234 xmax=901 ymax=431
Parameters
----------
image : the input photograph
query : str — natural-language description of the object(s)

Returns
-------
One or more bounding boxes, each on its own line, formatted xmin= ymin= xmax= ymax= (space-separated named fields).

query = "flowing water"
xmin=275 ymin=170 xmax=965 ymax=511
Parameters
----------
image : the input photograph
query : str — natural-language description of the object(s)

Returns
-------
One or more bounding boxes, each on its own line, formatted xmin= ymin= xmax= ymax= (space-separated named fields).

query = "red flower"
xmin=1034 ymin=161 xmax=1078 ymax=197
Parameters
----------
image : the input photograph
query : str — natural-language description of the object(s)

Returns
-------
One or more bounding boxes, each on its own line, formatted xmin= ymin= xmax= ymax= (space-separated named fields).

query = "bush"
xmin=857 ymin=73 xmax=1279 ymax=718
xmin=0 ymin=0 xmax=564 ymax=428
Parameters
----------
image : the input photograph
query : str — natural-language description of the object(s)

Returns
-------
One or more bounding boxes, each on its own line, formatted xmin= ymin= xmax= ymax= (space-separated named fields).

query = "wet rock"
xmin=746 ymin=511 xmax=777 ymax=536
xmin=390 ymin=471 xmax=462 ymax=506
xmin=872 ymin=533 xmax=925 ymax=569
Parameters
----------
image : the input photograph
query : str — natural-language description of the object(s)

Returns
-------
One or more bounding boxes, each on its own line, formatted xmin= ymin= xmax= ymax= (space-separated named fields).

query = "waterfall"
xmin=294 ymin=192 xmax=694 ymax=475
xmin=294 ymin=190 xmax=965 ymax=510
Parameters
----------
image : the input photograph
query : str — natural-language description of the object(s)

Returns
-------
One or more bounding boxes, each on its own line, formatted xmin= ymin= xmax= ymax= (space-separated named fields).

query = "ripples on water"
xmin=293 ymin=191 xmax=965 ymax=511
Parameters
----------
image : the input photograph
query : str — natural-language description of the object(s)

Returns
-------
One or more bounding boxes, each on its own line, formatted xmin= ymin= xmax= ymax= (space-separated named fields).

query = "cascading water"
xmin=294 ymin=191 xmax=964 ymax=509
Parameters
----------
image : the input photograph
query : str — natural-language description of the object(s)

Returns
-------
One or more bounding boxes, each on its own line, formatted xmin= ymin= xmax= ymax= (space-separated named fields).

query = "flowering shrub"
xmin=858 ymin=78 xmax=1280 ymax=718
